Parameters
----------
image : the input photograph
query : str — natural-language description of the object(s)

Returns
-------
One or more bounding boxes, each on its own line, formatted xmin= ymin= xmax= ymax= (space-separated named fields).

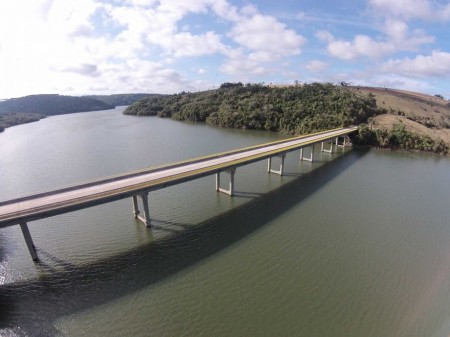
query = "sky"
xmin=0 ymin=0 xmax=449 ymax=99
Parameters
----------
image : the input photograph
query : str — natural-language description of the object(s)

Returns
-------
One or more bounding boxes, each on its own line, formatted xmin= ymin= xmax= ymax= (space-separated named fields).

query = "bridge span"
xmin=0 ymin=126 xmax=357 ymax=261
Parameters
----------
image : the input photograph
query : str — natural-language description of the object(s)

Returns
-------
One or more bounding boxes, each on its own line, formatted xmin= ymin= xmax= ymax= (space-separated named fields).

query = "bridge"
xmin=0 ymin=126 xmax=357 ymax=261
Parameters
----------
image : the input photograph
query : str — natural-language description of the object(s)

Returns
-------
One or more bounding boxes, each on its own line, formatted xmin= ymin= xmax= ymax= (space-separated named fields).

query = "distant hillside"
xmin=0 ymin=112 xmax=46 ymax=132
xmin=350 ymin=86 xmax=450 ymax=144
xmin=125 ymin=82 xmax=450 ymax=154
xmin=87 ymin=93 xmax=158 ymax=107
xmin=0 ymin=94 xmax=114 ymax=116
xmin=124 ymin=83 xmax=378 ymax=134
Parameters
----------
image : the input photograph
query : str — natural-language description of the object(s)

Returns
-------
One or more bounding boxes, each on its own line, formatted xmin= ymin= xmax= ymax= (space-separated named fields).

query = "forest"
xmin=353 ymin=123 xmax=448 ymax=154
xmin=0 ymin=112 xmax=45 ymax=132
xmin=124 ymin=82 xmax=448 ymax=154
xmin=0 ymin=94 xmax=114 ymax=115
xmin=87 ymin=93 xmax=157 ymax=107
xmin=124 ymin=83 xmax=378 ymax=134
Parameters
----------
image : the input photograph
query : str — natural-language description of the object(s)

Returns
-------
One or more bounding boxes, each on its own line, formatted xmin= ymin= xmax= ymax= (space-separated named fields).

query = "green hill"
xmin=0 ymin=112 xmax=46 ymax=132
xmin=0 ymin=94 xmax=114 ymax=116
xmin=124 ymin=83 xmax=377 ymax=134
xmin=87 ymin=93 xmax=157 ymax=107
xmin=124 ymin=82 xmax=449 ymax=154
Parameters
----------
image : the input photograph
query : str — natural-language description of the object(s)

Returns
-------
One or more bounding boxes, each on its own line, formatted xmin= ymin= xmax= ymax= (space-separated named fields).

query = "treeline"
xmin=87 ymin=93 xmax=156 ymax=107
xmin=0 ymin=112 xmax=46 ymax=132
xmin=353 ymin=124 xmax=448 ymax=154
xmin=0 ymin=94 xmax=114 ymax=116
xmin=124 ymin=83 xmax=379 ymax=134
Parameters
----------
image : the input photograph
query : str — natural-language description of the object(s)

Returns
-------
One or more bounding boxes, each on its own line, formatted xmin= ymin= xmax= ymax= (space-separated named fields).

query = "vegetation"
xmin=0 ymin=112 xmax=45 ymax=132
xmin=87 ymin=93 xmax=157 ymax=107
xmin=352 ymin=124 xmax=448 ymax=154
xmin=0 ymin=94 xmax=114 ymax=116
xmin=124 ymin=83 xmax=379 ymax=134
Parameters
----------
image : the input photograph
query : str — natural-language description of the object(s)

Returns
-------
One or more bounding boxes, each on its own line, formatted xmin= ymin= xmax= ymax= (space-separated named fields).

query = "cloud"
xmin=159 ymin=31 xmax=227 ymax=57
xmin=306 ymin=60 xmax=328 ymax=73
xmin=327 ymin=35 xmax=394 ymax=60
xmin=60 ymin=64 xmax=100 ymax=77
xmin=315 ymin=30 xmax=334 ymax=43
xmin=368 ymin=0 xmax=450 ymax=21
xmin=220 ymin=11 xmax=306 ymax=76
xmin=220 ymin=49 xmax=269 ymax=77
xmin=382 ymin=51 xmax=450 ymax=77
xmin=326 ymin=19 xmax=433 ymax=60
xmin=229 ymin=14 xmax=305 ymax=59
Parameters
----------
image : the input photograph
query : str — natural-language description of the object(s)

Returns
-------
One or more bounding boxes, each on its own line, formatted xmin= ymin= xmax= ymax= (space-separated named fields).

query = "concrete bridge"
xmin=0 ymin=126 xmax=357 ymax=261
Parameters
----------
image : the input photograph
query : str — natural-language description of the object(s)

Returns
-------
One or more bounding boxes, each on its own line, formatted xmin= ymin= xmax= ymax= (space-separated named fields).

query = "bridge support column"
xmin=336 ymin=135 xmax=349 ymax=148
xmin=20 ymin=222 xmax=38 ymax=261
xmin=216 ymin=168 xmax=235 ymax=196
xmin=321 ymin=140 xmax=333 ymax=153
xmin=300 ymin=146 xmax=314 ymax=162
xmin=132 ymin=193 xmax=151 ymax=227
xmin=267 ymin=154 xmax=286 ymax=175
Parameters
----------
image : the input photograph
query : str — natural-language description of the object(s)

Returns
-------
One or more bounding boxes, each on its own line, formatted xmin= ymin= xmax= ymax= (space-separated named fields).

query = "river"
xmin=1 ymin=107 xmax=450 ymax=337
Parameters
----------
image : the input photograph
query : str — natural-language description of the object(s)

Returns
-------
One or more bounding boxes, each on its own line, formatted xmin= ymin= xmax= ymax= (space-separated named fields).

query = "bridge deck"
xmin=0 ymin=126 xmax=357 ymax=228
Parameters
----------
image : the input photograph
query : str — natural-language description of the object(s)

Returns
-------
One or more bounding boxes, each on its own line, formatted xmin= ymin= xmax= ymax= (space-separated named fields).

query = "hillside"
xmin=87 ymin=93 xmax=157 ymax=107
xmin=350 ymin=86 xmax=450 ymax=144
xmin=0 ymin=112 xmax=46 ymax=132
xmin=124 ymin=83 xmax=378 ymax=135
xmin=0 ymin=94 xmax=114 ymax=116
xmin=125 ymin=83 xmax=450 ymax=154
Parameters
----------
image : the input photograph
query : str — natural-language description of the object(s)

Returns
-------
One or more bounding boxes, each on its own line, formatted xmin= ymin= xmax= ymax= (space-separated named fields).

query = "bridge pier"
xmin=20 ymin=222 xmax=38 ymax=261
xmin=267 ymin=154 xmax=286 ymax=175
xmin=132 ymin=193 xmax=151 ymax=227
xmin=216 ymin=168 xmax=235 ymax=196
xmin=300 ymin=146 xmax=314 ymax=162
xmin=336 ymin=135 xmax=349 ymax=148
xmin=321 ymin=140 xmax=334 ymax=153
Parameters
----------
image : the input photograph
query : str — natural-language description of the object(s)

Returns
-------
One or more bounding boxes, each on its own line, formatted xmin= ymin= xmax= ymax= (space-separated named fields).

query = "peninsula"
xmin=124 ymin=82 xmax=450 ymax=154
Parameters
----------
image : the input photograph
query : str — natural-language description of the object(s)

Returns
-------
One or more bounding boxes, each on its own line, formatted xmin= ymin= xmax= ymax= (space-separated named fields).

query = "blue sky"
xmin=0 ymin=0 xmax=449 ymax=99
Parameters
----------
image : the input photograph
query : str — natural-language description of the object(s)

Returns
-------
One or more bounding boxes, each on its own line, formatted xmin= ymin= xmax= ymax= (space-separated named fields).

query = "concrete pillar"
xmin=133 ymin=193 xmax=151 ymax=227
xmin=322 ymin=140 xmax=333 ymax=153
xmin=216 ymin=169 xmax=236 ymax=196
xmin=229 ymin=169 xmax=235 ymax=196
xmin=301 ymin=146 xmax=314 ymax=162
xmin=141 ymin=193 xmax=151 ymax=227
xmin=132 ymin=195 xmax=139 ymax=218
xmin=336 ymin=135 xmax=348 ymax=148
xmin=215 ymin=173 xmax=220 ymax=191
xmin=268 ymin=154 xmax=285 ymax=175
xmin=20 ymin=222 xmax=38 ymax=261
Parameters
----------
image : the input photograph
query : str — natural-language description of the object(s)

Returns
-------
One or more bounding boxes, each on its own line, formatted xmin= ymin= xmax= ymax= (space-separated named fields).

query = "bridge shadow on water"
xmin=0 ymin=148 xmax=368 ymax=336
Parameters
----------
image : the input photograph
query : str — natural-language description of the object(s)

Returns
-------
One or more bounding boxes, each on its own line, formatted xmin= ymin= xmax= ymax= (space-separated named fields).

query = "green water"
xmin=1 ymin=108 xmax=450 ymax=337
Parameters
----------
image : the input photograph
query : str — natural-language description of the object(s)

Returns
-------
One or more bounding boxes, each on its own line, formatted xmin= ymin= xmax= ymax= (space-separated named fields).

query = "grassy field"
xmin=350 ymin=86 xmax=450 ymax=144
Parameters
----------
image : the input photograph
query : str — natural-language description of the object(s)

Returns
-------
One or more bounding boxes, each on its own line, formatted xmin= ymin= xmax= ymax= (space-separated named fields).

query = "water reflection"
xmin=0 ymin=149 xmax=364 ymax=336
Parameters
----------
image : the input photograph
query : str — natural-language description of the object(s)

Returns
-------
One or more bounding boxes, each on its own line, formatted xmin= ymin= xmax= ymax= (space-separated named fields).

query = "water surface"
xmin=1 ymin=108 xmax=450 ymax=337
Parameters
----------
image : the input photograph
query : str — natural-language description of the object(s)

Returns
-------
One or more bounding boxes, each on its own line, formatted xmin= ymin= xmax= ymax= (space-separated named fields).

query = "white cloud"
xmin=220 ymin=49 xmax=269 ymax=77
xmin=1 ymin=0 xmax=309 ymax=97
xmin=382 ymin=51 xmax=450 ymax=77
xmin=306 ymin=60 xmax=328 ymax=73
xmin=326 ymin=19 xmax=433 ymax=61
xmin=210 ymin=0 xmax=241 ymax=22
xmin=229 ymin=14 xmax=305 ymax=59
xmin=328 ymin=35 xmax=394 ymax=60
xmin=315 ymin=30 xmax=334 ymax=43
xmin=159 ymin=31 xmax=227 ymax=57
xmin=369 ymin=0 xmax=450 ymax=21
